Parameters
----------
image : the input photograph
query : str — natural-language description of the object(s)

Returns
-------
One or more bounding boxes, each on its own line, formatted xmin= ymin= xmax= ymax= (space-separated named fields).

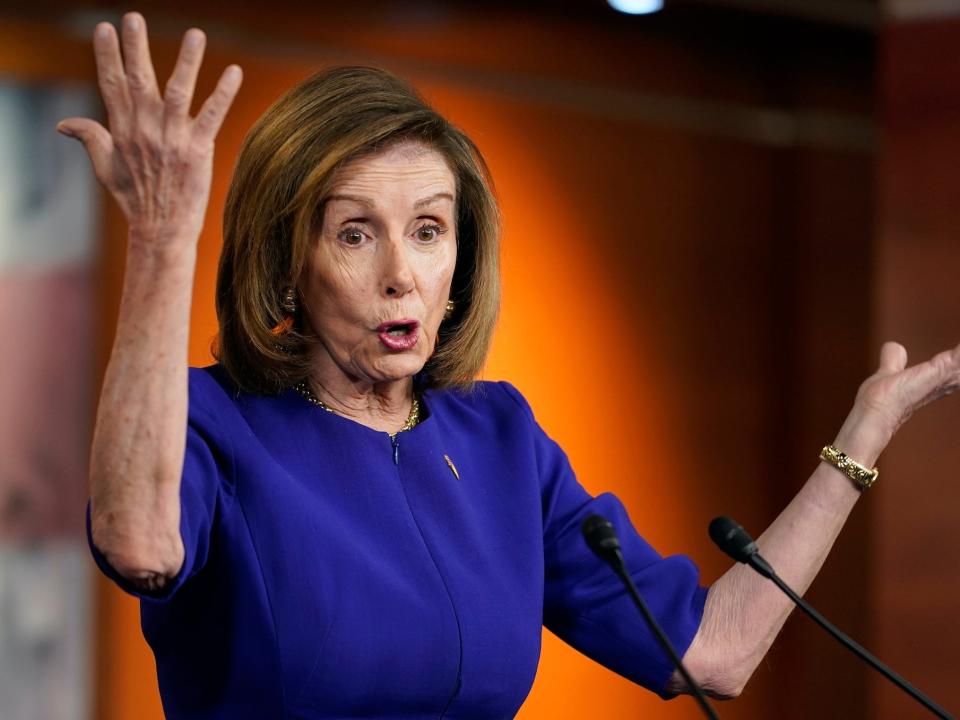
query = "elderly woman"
xmin=61 ymin=12 xmax=959 ymax=720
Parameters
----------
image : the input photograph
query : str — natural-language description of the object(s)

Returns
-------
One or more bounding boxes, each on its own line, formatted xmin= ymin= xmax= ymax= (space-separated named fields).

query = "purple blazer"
xmin=87 ymin=364 xmax=707 ymax=719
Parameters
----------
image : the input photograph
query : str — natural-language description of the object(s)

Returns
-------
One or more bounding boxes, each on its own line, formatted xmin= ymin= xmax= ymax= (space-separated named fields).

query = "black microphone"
xmin=708 ymin=516 xmax=774 ymax=578
xmin=709 ymin=516 xmax=955 ymax=720
xmin=582 ymin=514 xmax=720 ymax=720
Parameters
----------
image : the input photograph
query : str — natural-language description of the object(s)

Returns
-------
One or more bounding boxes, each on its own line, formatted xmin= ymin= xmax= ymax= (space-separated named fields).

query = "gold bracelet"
xmin=819 ymin=444 xmax=878 ymax=491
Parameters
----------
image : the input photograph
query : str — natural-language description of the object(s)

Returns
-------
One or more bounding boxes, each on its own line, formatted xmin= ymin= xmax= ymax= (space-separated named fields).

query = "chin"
xmin=370 ymin=353 xmax=428 ymax=382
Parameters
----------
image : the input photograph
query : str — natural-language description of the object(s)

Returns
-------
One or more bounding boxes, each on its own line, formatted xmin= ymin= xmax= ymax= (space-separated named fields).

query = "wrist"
xmin=126 ymin=229 xmax=199 ymax=268
xmin=831 ymin=408 xmax=892 ymax=469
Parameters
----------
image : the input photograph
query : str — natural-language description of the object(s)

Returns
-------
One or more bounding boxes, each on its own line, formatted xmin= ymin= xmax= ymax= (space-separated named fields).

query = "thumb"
xmin=878 ymin=341 xmax=908 ymax=374
xmin=56 ymin=118 xmax=114 ymax=183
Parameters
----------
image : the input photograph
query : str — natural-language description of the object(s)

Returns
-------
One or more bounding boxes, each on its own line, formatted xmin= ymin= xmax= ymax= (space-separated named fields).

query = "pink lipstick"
xmin=377 ymin=319 xmax=420 ymax=351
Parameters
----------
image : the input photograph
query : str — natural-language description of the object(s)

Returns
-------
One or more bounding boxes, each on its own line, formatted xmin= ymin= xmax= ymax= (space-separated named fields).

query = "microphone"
xmin=709 ymin=516 xmax=955 ymax=720
xmin=582 ymin=514 xmax=720 ymax=720
xmin=708 ymin=516 xmax=774 ymax=577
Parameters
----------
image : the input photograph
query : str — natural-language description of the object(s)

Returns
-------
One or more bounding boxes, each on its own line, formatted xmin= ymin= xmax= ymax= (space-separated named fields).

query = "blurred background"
xmin=0 ymin=0 xmax=958 ymax=717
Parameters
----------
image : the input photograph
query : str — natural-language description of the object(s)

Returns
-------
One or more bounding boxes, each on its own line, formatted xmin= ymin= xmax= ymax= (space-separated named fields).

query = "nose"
xmin=380 ymin=236 xmax=415 ymax=299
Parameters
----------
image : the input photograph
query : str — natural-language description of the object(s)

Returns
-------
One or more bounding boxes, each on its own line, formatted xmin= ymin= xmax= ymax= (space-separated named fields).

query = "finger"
xmin=901 ymin=346 xmax=960 ymax=410
xmin=119 ymin=12 xmax=160 ymax=102
xmin=192 ymin=65 xmax=243 ymax=144
xmin=164 ymin=28 xmax=206 ymax=118
xmin=926 ymin=345 xmax=960 ymax=385
xmin=56 ymin=118 xmax=114 ymax=184
xmin=878 ymin=341 xmax=908 ymax=374
xmin=93 ymin=22 xmax=131 ymax=128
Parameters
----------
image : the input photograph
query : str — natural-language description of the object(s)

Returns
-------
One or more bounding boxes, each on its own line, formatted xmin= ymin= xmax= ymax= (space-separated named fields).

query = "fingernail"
xmin=125 ymin=15 xmax=139 ymax=31
xmin=56 ymin=124 xmax=75 ymax=138
xmin=96 ymin=23 xmax=111 ymax=39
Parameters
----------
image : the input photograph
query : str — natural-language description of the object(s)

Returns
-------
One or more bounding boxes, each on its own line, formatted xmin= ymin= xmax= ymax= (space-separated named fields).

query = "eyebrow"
xmin=326 ymin=192 xmax=454 ymax=210
xmin=415 ymin=192 xmax=455 ymax=209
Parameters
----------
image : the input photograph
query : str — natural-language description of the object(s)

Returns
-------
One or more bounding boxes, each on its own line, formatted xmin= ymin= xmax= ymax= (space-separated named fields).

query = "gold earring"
xmin=272 ymin=286 xmax=299 ymax=337
xmin=281 ymin=286 xmax=298 ymax=314
xmin=444 ymin=299 xmax=456 ymax=320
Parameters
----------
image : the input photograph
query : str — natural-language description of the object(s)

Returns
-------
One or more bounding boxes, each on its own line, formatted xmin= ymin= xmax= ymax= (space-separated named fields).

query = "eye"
xmin=338 ymin=227 xmax=367 ymax=246
xmin=415 ymin=224 xmax=446 ymax=243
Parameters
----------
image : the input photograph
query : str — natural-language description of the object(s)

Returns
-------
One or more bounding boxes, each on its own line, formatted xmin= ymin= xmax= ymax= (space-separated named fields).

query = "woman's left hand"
xmin=677 ymin=338 xmax=960 ymax=699
xmin=837 ymin=340 xmax=960 ymax=458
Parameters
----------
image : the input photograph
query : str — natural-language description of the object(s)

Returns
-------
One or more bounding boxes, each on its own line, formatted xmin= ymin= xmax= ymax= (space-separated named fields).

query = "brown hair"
xmin=215 ymin=66 xmax=501 ymax=395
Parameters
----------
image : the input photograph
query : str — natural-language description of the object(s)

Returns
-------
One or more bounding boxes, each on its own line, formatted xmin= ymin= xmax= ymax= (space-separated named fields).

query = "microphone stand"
xmin=582 ymin=514 xmax=720 ymax=720
xmin=710 ymin=516 xmax=955 ymax=720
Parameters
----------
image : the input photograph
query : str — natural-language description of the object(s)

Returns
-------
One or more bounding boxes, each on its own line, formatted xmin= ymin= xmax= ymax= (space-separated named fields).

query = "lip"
xmin=377 ymin=318 xmax=420 ymax=351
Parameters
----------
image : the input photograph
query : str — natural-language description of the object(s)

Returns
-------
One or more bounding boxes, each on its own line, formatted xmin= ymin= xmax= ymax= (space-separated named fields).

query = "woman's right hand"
xmin=57 ymin=12 xmax=242 ymax=251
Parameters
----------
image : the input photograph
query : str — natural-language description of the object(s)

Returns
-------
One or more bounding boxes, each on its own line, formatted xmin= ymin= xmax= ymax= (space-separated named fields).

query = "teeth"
xmin=387 ymin=326 xmax=409 ymax=336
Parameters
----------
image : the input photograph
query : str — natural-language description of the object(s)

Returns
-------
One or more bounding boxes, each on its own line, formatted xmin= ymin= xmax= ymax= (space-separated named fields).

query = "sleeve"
xmin=499 ymin=381 xmax=709 ymax=698
xmin=85 ymin=375 xmax=234 ymax=604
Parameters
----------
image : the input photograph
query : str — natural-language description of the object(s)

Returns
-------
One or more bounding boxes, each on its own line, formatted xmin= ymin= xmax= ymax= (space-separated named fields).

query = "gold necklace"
xmin=293 ymin=381 xmax=421 ymax=438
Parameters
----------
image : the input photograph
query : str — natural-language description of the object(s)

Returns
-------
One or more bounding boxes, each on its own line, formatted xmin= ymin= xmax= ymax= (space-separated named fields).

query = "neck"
xmin=307 ymin=352 xmax=416 ymax=435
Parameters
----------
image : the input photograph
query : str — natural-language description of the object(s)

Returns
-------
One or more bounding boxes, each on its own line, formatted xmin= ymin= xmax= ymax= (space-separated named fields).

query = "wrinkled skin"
xmin=298 ymin=141 xmax=458 ymax=431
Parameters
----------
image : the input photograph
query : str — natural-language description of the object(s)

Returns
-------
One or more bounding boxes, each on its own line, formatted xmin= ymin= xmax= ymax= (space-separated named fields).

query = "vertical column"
xmin=873 ymin=8 xmax=960 ymax=715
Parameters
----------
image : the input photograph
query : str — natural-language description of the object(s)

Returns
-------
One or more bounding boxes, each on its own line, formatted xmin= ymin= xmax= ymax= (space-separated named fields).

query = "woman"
xmin=60 ymin=12 xmax=960 ymax=719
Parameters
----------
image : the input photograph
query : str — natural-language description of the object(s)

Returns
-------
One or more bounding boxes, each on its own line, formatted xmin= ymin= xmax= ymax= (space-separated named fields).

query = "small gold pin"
xmin=443 ymin=454 xmax=461 ymax=481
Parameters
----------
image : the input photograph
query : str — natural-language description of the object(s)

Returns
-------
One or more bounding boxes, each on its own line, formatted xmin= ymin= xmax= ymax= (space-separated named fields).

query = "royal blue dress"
xmin=86 ymin=365 xmax=707 ymax=719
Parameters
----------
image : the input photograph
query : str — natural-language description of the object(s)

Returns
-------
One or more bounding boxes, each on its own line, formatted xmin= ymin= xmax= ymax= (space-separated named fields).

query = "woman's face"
xmin=300 ymin=141 xmax=457 ymax=387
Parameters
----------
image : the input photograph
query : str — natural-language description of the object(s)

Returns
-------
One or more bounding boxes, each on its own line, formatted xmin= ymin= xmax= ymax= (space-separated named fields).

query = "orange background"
xmin=2 ymin=3 xmax=958 ymax=718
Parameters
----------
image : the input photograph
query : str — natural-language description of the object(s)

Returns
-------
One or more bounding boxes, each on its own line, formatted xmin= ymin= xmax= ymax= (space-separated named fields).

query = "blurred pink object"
xmin=0 ymin=267 xmax=93 ymax=542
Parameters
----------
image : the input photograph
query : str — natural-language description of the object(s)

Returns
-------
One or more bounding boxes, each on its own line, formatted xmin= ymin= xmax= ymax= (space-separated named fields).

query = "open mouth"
xmin=377 ymin=319 xmax=421 ymax=350
xmin=378 ymin=320 xmax=420 ymax=336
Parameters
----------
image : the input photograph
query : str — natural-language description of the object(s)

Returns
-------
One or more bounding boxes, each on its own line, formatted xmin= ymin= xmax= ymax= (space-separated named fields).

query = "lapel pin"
xmin=443 ymin=454 xmax=460 ymax=481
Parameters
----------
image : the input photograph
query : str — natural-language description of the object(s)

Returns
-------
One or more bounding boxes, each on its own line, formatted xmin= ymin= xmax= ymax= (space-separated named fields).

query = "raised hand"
xmin=842 ymin=340 xmax=960 ymax=455
xmin=673 ymin=336 xmax=960 ymax=698
xmin=56 ymin=12 xmax=242 ymax=249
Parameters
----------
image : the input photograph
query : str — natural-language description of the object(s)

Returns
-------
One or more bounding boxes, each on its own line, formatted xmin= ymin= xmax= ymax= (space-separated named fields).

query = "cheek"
xmin=312 ymin=246 xmax=376 ymax=318
xmin=421 ymin=252 xmax=456 ymax=337
xmin=426 ymin=265 xmax=453 ymax=299
xmin=424 ymin=244 xmax=457 ymax=297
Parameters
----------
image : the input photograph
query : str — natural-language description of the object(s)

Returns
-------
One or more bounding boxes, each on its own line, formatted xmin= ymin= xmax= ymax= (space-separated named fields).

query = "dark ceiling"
xmin=2 ymin=0 xmax=878 ymax=86
xmin=7 ymin=0 xmax=881 ymax=32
